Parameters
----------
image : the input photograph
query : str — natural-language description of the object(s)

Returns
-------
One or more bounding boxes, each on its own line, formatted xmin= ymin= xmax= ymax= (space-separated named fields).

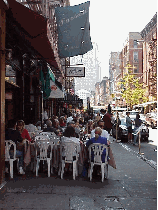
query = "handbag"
xmin=24 ymin=144 xmax=31 ymax=166
xmin=108 ymin=147 xmax=116 ymax=169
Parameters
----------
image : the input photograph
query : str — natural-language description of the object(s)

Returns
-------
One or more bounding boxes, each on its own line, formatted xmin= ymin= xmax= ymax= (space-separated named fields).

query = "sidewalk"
xmin=0 ymin=139 xmax=157 ymax=210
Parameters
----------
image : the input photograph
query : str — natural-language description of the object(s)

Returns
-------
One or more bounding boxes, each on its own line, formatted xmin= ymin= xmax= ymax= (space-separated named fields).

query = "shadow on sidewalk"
xmin=4 ymin=170 xmax=113 ymax=190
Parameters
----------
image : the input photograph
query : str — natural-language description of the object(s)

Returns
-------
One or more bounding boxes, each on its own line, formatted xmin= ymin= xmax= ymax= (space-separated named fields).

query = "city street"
xmin=0 ymin=1 xmax=157 ymax=209
xmin=0 ymin=132 xmax=157 ymax=210
xmin=118 ymin=127 xmax=157 ymax=168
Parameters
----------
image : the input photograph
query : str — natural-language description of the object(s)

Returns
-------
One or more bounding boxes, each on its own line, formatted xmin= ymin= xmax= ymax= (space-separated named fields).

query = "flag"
xmin=40 ymin=68 xmax=51 ymax=100
xmin=49 ymin=80 xmax=64 ymax=98
xmin=55 ymin=1 xmax=93 ymax=58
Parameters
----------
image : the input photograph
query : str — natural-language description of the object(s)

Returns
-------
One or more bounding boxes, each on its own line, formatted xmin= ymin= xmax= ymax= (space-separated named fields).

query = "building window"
xmin=133 ymin=51 xmax=138 ymax=61
xmin=134 ymin=65 xmax=138 ymax=73
xmin=134 ymin=40 xmax=137 ymax=48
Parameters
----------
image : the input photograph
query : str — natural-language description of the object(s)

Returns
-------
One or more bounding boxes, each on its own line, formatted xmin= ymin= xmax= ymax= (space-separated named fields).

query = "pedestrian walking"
xmin=103 ymin=110 xmax=113 ymax=134
xmin=133 ymin=113 xmax=142 ymax=145
xmin=126 ymin=112 xmax=133 ymax=142
xmin=115 ymin=112 xmax=121 ymax=141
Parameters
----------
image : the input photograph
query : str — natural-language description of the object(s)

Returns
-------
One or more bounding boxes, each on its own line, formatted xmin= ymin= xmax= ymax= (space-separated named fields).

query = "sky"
xmin=70 ymin=0 xmax=157 ymax=79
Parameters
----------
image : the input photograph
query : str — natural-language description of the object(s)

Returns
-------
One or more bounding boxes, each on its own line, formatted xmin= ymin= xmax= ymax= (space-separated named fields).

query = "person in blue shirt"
xmin=86 ymin=127 xmax=110 ymax=177
xmin=81 ymin=127 xmax=109 ymax=177
xmin=126 ymin=112 xmax=133 ymax=142
xmin=86 ymin=127 xmax=110 ymax=163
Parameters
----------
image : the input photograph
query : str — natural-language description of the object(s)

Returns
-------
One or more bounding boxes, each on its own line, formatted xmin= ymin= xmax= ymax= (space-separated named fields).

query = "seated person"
xmin=73 ymin=119 xmax=81 ymax=137
xmin=91 ymin=120 xmax=109 ymax=140
xmin=52 ymin=119 xmax=63 ymax=136
xmin=59 ymin=116 xmax=66 ymax=128
xmin=17 ymin=120 xmax=32 ymax=142
xmin=86 ymin=127 xmax=109 ymax=163
xmin=79 ymin=117 xmax=84 ymax=127
xmin=87 ymin=120 xmax=94 ymax=134
xmin=66 ymin=113 xmax=74 ymax=125
xmin=62 ymin=126 xmax=81 ymax=172
xmin=86 ymin=127 xmax=110 ymax=177
xmin=62 ymin=126 xmax=80 ymax=147
xmin=67 ymin=121 xmax=79 ymax=138
xmin=43 ymin=119 xmax=56 ymax=133
xmin=5 ymin=119 xmax=25 ymax=174
xmin=35 ymin=121 xmax=42 ymax=130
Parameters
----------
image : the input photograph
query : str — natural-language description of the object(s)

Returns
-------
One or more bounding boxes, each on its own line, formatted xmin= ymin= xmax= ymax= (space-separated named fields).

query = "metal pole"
xmin=138 ymin=132 xmax=141 ymax=153
xmin=116 ymin=119 xmax=118 ymax=141
xmin=138 ymin=127 xmax=144 ymax=155
xmin=41 ymin=90 xmax=43 ymax=130
xmin=116 ymin=112 xmax=120 ymax=142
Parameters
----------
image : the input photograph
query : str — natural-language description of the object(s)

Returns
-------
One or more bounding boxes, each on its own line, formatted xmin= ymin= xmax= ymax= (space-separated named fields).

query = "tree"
xmin=119 ymin=64 xmax=148 ymax=110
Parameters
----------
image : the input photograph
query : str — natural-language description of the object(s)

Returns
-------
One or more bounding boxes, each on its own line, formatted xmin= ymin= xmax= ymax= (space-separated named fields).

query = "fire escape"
xmin=148 ymin=36 xmax=157 ymax=100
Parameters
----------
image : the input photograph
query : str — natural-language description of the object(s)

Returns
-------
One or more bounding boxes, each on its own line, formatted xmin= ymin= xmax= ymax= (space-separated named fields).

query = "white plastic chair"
xmin=88 ymin=143 xmax=109 ymax=182
xmin=39 ymin=132 xmax=51 ymax=137
xmin=48 ymin=134 xmax=60 ymax=173
xmin=35 ymin=130 xmax=42 ymax=135
xmin=5 ymin=140 xmax=19 ymax=178
xmin=59 ymin=139 xmax=79 ymax=180
xmin=35 ymin=136 xmax=53 ymax=177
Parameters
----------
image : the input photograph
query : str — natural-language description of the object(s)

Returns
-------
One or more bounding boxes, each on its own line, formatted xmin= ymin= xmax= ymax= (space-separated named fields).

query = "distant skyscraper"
xmin=70 ymin=42 xmax=101 ymax=92
xmin=109 ymin=52 xmax=121 ymax=94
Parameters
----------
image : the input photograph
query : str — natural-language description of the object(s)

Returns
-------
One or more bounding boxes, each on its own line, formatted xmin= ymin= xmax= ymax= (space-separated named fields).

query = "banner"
xmin=55 ymin=1 xmax=93 ymax=58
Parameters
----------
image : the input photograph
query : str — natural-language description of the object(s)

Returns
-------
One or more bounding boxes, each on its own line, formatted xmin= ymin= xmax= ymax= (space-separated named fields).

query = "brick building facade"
xmin=140 ymin=13 xmax=157 ymax=102
xmin=121 ymin=32 xmax=143 ymax=79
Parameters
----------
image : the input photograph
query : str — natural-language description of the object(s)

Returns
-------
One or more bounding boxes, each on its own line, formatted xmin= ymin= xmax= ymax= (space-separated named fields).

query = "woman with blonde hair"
xmin=17 ymin=120 xmax=32 ymax=142
xmin=86 ymin=127 xmax=109 ymax=157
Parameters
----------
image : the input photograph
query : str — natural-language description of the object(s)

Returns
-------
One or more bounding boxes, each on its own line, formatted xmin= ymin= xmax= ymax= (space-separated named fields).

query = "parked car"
xmin=128 ymin=111 xmax=140 ymax=120
xmin=139 ymin=114 xmax=146 ymax=124
xmin=112 ymin=118 xmax=129 ymax=142
xmin=146 ymin=112 xmax=157 ymax=128
xmin=112 ymin=118 xmax=149 ymax=142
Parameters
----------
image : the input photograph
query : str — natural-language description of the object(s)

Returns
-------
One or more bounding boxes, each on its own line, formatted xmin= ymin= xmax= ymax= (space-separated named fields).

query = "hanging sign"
xmin=66 ymin=66 xmax=85 ymax=77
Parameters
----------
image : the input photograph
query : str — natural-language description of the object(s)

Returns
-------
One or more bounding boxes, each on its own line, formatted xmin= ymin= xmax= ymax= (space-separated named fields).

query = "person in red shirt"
xmin=17 ymin=120 xmax=32 ymax=142
xmin=102 ymin=111 xmax=113 ymax=134
xmin=59 ymin=116 xmax=66 ymax=128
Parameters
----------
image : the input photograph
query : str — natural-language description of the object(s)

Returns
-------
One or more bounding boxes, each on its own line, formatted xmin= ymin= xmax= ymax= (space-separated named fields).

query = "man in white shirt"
xmin=66 ymin=113 xmax=74 ymax=124
xmin=91 ymin=120 xmax=109 ymax=141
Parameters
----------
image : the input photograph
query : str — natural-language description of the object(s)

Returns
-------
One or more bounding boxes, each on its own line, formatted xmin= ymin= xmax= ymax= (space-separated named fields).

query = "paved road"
xmin=118 ymin=128 xmax=157 ymax=167
xmin=148 ymin=127 xmax=157 ymax=146
xmin=0 ymin=135 xmax=157 ymax=210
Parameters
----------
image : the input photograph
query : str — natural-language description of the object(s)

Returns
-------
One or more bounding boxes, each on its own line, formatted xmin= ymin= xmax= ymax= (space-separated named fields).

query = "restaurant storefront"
xmin=56 ymin=93 xmax=83 ymax=116
xmin=0 ymin=0 xmax=62 ymax=186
